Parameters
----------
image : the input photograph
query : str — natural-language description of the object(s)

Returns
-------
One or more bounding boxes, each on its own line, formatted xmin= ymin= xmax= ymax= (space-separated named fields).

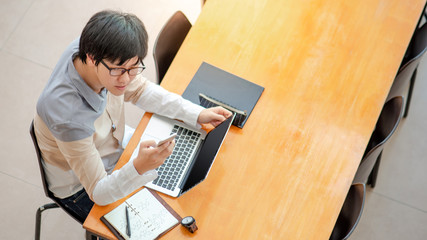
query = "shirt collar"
xmin=68 ymin=56 xmax=107 ymax=112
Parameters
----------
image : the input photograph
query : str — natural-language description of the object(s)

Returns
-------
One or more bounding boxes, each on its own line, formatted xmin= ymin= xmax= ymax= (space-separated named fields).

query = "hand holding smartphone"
xmin=156 ymin=133 xmax=177 ymax=147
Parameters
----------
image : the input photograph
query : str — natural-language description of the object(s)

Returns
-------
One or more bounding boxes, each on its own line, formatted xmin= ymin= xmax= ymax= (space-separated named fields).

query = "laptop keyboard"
xmin=152 ymin=125 xmax=201 ymax=191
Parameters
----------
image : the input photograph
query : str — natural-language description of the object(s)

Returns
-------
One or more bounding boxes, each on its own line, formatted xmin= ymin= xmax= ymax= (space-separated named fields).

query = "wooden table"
xmin=84 ymin=0 xmax=426 ymax=239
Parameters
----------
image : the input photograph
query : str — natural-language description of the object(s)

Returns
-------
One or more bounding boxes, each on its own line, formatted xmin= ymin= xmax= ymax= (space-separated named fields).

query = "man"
xmin=34 ymin=10 xmax=231 ymax=222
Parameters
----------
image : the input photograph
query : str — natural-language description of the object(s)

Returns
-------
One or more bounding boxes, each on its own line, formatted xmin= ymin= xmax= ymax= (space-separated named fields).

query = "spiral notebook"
xmin=182 ymin=62 xmax=264 ymax=128
xmin=100 ymin=188 xmax=181 ymax=240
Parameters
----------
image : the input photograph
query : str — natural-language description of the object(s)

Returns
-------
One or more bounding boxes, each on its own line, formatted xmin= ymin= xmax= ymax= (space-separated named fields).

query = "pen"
xmin=125 ymin=206 xmax=131 ymax=237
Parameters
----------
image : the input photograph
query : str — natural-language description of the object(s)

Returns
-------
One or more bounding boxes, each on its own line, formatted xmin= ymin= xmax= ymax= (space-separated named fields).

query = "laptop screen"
xmin=181 ymin=115 xmax=234 ymax=194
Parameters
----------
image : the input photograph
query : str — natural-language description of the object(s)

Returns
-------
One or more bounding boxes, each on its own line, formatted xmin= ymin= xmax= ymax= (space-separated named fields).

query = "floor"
xmin=0 ymin=0 xmax=426 ymax=239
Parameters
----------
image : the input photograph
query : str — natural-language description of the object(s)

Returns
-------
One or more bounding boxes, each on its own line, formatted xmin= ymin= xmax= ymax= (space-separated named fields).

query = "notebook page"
xmin=126 ymin=188 xmax=179 ymax=239
xmin=102 ymin=188 xmax=179 ymax=240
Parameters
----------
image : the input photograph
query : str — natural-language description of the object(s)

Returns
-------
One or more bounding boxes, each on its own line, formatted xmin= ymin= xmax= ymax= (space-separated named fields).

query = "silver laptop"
xmin=132 ymin=114 xmax=234 ymax=197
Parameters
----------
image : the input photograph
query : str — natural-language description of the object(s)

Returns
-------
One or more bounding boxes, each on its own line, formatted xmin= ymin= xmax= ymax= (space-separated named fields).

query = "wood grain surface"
xmin=84 ymin=0 xmax=425 ymax=239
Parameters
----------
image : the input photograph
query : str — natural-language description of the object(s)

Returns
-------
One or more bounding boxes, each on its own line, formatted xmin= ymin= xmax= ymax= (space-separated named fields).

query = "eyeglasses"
xmin=100 ymin=60 xmax=146 ymax=76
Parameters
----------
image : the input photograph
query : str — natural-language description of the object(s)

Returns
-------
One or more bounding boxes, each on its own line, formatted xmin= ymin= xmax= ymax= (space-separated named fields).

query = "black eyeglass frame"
xmin=100 ymin=60 xmax=146 ymax=76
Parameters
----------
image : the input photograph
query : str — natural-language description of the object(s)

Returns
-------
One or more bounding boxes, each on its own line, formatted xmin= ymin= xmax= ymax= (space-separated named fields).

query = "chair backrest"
xmin=388 ymin=23 xmax=427 ymax=101
xmin=153 ymin=11 xmax=192 ymax=84
xmin=30 ymin=120 xmax=54 ymax=199
xmin=329 ymin=183 xmax=366 ymax=240
xmin=411 ymin=21 xmax=427 ymax=61
xmin=29 ymin=120 xmax=84 ymax=224
xmin=353 ymin=96 xmax=403 ymax=184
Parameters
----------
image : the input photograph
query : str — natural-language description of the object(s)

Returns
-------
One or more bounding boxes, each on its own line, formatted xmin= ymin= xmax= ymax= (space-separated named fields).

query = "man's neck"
xmin=73 ymin=57 xmax=103 ymax=93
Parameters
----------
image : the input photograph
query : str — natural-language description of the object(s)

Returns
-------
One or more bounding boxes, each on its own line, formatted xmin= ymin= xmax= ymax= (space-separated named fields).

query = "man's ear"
xmin=86 ymin=54 xmax=96 ymax=66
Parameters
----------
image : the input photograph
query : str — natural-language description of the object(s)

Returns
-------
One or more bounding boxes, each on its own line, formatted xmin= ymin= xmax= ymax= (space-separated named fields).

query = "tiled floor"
xmin=0 ymin=0 xmax=425 ymax=239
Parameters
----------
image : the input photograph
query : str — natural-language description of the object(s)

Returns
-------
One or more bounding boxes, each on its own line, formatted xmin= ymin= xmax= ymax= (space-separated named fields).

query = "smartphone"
xmin=156 ymin=133 xmax=177 ymax=147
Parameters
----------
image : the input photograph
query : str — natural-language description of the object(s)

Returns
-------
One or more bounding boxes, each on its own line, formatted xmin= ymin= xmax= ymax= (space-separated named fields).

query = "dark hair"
xmin=78 ymin=10 xmax=148 ymax=66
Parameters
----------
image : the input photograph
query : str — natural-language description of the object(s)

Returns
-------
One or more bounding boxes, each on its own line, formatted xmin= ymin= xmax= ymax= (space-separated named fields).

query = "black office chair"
xmin=329 ymin=183 xmax=366 ymax=240
xmin=153 ymin=11 xmax=192 ymax=84
xmin=389 ymin=22 xmax=427 ymax=118
xmin=30 ymin=121 xmax=98 ymax=240
xmin=353 ymin=96 xmax=403 ymax=187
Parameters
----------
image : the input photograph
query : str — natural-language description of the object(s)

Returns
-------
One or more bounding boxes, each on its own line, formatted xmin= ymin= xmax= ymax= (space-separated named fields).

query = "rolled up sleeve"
xmin=92 ymin=160 xmax=158 ymax=206
xmin=56 ymin=136 xmax=157 ymax=205
xmin=134 ymin=81 xmax=205 ymax=128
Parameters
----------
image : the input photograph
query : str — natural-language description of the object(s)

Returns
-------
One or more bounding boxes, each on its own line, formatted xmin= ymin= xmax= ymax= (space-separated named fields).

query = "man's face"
xmin=96 ymin=56 xmax=142 ymax=96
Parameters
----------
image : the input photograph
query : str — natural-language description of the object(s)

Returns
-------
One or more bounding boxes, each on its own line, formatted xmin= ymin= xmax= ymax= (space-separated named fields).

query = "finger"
xmin=210 ymin=120 xmax=223 ymax=127
xmin=155 ymin=140 xmax=175 ymax=156
xmin=156 ymin=140 xmax=171 ymax=150
xmin=212 ymin=113 xmax=226 ymax=123
xmin=220 ymin=108 xmax=233 ymax=118
xmin=166 ymin=140 xmax=176 ymax=152
xmin=213 ymin=106 xmax=232 ymax=118
xmin=157 ymin=140 xmax=175 ymax=157
xmin=223 ymin=109 xmax=233 ymax=118
xmin=140 ymin=140 xmax=156 ymax=148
